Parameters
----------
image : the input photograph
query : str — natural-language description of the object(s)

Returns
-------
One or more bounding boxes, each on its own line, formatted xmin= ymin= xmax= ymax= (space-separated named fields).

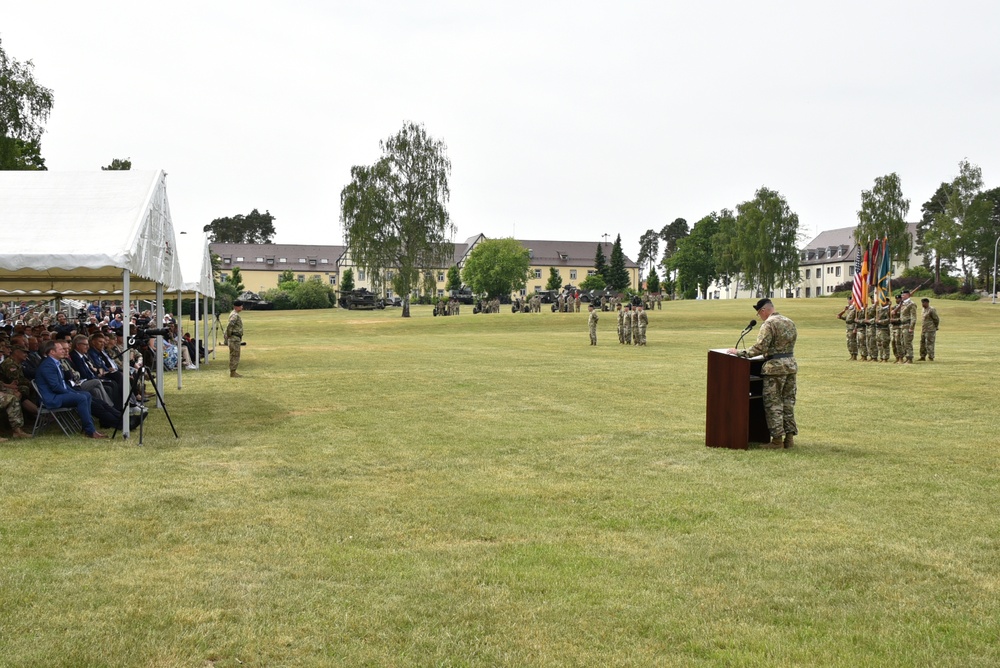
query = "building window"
xmin=223 ymin=257 xmax=231 ymax=264
xmin=358 ymin=270 xmax=366 ymax=281
xmin=329 ymin=276 xmax=336 ymax=285
xmin=570 ymin=270 xmax=577 ymax=280
xmin=437 ymin=272 xmax=445 ymax=282
xmin=805 ymin=269 xmax=811 ymax=279
xmin=236 ymin=257 xmax=244 ymax=262
xmin=836 ymin=266 xmax=841 ymax=277
xmin=321 ymin=258 xmax=329 ymax=264
xmin=805 ymin=287 xmax=811 ymax=297
xmin=220 ymin=273 xmax=228 ymax=281
xmin=849 ymin=266 xmax=855 ymax=276
xmin=255 ymin=257 xmax=263 ymax=262
xmin=533 ymin=269 xmax=542 ymax=279
xmin=297 ymin=275 xmax=305 ymax=283
xmin=437 ymin=289 xmax=444 ymax=297
xmin=298 ymin=258 xmax=306 ymax=263
xmin=279 ymin=258 xmax=287 ymax=263
xmin=587 ymin=270 xmax=596 ymax=276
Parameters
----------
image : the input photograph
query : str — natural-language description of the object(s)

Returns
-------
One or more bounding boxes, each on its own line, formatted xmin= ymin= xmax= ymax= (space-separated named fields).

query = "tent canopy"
xmin=0 ymin=170 xmax=182 ymax=294
xmin=175 ymin=231 xmax=216 ymax=298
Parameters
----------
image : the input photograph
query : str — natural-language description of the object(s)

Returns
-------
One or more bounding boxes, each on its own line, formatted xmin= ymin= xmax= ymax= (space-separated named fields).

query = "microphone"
xmin=735 ymin=319 xmax=756 ymax=348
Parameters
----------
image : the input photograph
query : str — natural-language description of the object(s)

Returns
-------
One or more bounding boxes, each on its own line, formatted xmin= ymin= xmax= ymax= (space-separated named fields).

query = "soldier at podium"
xmin=727 ymin=298 xmax=798 ymax=449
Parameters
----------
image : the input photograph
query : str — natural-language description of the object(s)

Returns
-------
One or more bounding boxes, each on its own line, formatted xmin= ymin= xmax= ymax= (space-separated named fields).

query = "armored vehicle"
xmin=338 ymin=288 xmax=382 ymax=310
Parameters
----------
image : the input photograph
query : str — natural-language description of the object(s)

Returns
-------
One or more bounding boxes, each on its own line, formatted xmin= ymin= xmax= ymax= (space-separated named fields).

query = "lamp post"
xmin=992 ymin=234 xmax=1000 ymax=304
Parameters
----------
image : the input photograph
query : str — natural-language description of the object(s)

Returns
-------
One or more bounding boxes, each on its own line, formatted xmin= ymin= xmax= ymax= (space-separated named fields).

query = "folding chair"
xmin=30 ymin=380 xmax=83 ymax=437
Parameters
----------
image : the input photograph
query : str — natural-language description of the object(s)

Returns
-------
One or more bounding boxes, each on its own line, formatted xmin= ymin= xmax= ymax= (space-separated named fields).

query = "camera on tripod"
xmin=128 ymin=325 xmax=172 ymax=348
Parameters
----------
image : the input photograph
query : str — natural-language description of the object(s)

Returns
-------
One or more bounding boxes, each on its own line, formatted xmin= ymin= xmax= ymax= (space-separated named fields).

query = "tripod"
xmin=110 ymin=337 xmax=180 ymax=445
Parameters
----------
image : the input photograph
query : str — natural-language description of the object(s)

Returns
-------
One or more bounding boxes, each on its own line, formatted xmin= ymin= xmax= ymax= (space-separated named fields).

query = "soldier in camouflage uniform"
xmin=621 ymin=305 xmax=632 ymax=345
xmin=1 ymin=345 xmax=39 ymax=418
xmin=636 ymin=303 xmax=648 ymax=346
xmin=630 ymin=304 xmax=640 ymax=345
xmin=728 ymin=298 xmax=797 ymax=449
xmin=0 ymin=390 xmax=31 ymax=440
xmin=855 ymin=310 xmax=869 ymax=361
xmin=919 ymin=298 xmax=940 ymax=361
xmin=898 ymin=289 xmax=917 ymax=364
xmin=587 ymin=304 xmax=599 ymax=345
xmin=875 ymin=301 xmax=891 ymax=362
xmin=836 ymin=300 xmax=857 ymax=359
xmin=225 ymin=300 xmax=245 ymax=377
xmin=889 ymin=294 xmax=903 ymax=363
xmin=863 ymin=301 xmax=877 ymax=362
xmin=616 ymin=305 xmax=625 ymax=344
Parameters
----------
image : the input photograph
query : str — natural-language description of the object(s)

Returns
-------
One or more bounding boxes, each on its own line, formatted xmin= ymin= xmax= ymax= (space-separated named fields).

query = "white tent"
xmin=173 ymin=231 xmax=216 ymax=382
xmin=0 ymin=170 xmax=183 ymax=439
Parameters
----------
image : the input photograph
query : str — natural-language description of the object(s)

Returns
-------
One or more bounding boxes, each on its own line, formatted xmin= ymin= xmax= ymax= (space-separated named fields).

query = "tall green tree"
xmin=446 ymin=265 xmax=462 ymax=292
xmin=0 ymin=38 xmax=54 ymax=171
xmin=711 ymin=209 xmax=740 ymax=297
xmin=919 ymin=161 xmax=991 ymax=284
xmin=461 ymin=238 xmax=530 ymax=298
xmin=608 ymin=234 xmax=630 ymax=290
xmin=637 ymin=229 xmax=660 ymax=278
xmin=594 ymin=243 xmax=609 ymax=283
xmin=340 ymin=122 xmax=454 ymax=317
xmin=204 ymin=209 xmax=277 ymax=244
xmin=968 ymin=188 xmax=1000 ymax=284
xmin=102 ymin=158 xmax=132 ymax=171
xmin=278 ymin=269 xmax=296 ymax=284
xmin=226 ymin=266 xmax=245 ymax=293
xmin=669 ymin=214 xmax=721 ymax=299
xmin=545 ymin=267 xmax=562 ymax=290
xmin=340 ymin=268 xmax=355 ymax=293
xmin=292 ymin=276 xmax=332 ymax=309
xmin=734 ymin=187 xmax=801 ymax=297
xmin=856 ymin=172 xmax=912 ymax=265
xmin=659 ymin=218 xmax=689 ymax=269
xmin=422 ymin=271 xmax=438 ymax=299
xmin=646 ymin=267 xmax=661 ymax=294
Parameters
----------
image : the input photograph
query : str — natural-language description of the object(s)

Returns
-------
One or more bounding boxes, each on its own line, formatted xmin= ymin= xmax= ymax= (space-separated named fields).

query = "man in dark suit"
xmin=71 ymin=334 xmax=123 ymax=402
xmin=35 ymin=339 xmax=105 ymax=439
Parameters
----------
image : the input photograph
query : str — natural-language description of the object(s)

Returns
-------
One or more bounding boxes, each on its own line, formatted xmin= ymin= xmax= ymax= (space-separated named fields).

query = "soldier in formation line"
xmin=621 ymin=304 xmax=632 ymax=345
xmin=836 ymin=299 xmax=858 ymax=359
xmin=587 ymin=304 xmax=599 ymax=345
xmin=898 ymin=289 xmax=917 ymax=364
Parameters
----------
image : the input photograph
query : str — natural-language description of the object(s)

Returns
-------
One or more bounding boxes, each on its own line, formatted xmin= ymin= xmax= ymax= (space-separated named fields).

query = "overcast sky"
xmin=5 ymin=1 xmax=999 ymax=262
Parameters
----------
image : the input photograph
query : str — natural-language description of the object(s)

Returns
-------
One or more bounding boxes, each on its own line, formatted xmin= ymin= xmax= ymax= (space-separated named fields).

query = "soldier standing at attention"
xmin=864 ymin=301 xmax=878 ymax=362
xmin=621 ymin=304 xmax=632 ymax=345
xmin=630 ymin=303 xmax=640 ymax=345
xmin=836 ymin=299 xmax=857 ymax=360
xmin=919 ymin=298 xmax=940 ymax=361
xmin=898 ymin=289 xmax=917 ymax=364
xmin=617 ymin=304 xmax=625 ymax=344
xmin=225 ymin=300 xmax=245 ymax=378
xmin=889 ymin=294 xmax=903 ymax=363
xmin=587 ymin=303 xmax=599 ymax=345
xmin=855 ymin=305 xmax=869 ymax=361
xmin=728 ymin=298 xmax=797 ymax=450
xmin=875 ymin=300 xmax=891 ymax=362
xmin=636 ymin=303 xmax=648 ymax=346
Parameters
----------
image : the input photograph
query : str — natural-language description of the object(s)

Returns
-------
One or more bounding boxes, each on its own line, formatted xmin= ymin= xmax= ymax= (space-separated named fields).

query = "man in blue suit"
xmin=35 ymin=339 xmax=105 ymax=439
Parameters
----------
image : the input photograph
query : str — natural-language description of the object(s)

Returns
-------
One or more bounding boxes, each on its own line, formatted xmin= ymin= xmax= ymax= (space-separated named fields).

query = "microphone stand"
xmin=735 ymin=325 xmax=754 ymax=351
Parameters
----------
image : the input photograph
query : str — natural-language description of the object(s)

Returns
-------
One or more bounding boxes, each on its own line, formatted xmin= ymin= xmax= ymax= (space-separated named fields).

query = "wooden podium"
xmin=705 ymin=349 xmax=771 ymax=449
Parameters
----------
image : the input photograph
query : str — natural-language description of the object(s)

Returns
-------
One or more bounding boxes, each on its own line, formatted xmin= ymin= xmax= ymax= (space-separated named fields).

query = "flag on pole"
xmin=870 ymin=238 xmax=881 ymax=306
xmin=859 ymin=242 xmax=871 ymax=308
xmin=877 ymin=236 xmax=891 ymax=305
xmin=851 ymin=241 xmax=865 ymax=308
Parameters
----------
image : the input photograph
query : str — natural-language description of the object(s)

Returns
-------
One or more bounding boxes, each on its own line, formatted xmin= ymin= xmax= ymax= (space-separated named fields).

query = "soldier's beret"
xmin=233 ymin=300 xmax=244 ymax=307
xmin=11 ymin=344 xmax=26 ymax=353
xmin=752 ymin=298 xmax=772 ymax=312
xmin=901 ymin=289 xmax=910 ymax=295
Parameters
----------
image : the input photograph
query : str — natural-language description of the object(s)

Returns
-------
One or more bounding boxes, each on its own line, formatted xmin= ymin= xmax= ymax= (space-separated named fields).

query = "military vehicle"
xmin=237 ymin=290 xmax=273 ymax=310
xmin=449 ymin=287 xmax=475 ymax=304
xmin=338 ymin=288 xmax=382 ymax=310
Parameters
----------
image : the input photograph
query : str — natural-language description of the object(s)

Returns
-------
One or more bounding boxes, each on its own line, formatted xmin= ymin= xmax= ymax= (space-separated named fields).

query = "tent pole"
xmin=122 ymin=270 xmax=130 ymax=439
xmin=155 ymin=283 xmax=164 ymax=408
xmin=194 ymin=291 xmax=201 ymax=369
xmin=177 ymin=289 xmax=183 ymax=390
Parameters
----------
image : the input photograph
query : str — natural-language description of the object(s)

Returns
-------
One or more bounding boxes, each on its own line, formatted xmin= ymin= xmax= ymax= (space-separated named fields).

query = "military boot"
xmin=850 ymin=354 xmax=857 ymax=360
xmin=761 ymin=436 xmax=783 ymax=449
xmin=783 ymin=434 xmax=794 ymax=449
xmin=918 ymin=356 xmax=926 ymax=361
xmin=230 ymin=370 xmax=243 ymax=378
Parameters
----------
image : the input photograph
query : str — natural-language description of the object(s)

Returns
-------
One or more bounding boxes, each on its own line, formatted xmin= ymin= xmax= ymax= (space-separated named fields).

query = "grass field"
xmin=2 ymin=298 xmax=999 ymax=667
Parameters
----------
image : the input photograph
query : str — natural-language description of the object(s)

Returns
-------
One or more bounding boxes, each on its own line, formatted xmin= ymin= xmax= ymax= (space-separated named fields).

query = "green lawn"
xmin=2 ymin=298 xmax=999 ymax=667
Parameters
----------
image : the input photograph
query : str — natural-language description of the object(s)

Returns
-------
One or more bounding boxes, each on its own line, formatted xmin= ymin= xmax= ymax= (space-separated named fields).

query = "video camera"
xmin=128 ymin=325 xmax=172 ymax=348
